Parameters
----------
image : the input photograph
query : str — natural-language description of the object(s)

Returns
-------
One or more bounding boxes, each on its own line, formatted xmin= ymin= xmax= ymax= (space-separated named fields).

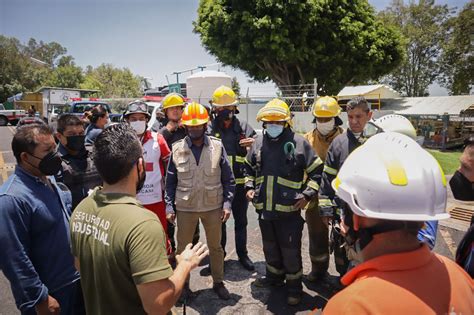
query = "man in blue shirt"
xmin=0 ymin=124 xmax=83 ymax=314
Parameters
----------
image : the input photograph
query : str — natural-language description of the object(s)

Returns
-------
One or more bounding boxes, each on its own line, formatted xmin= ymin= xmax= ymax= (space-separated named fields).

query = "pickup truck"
xmin=0 ymin=104 xmax=27 ymax=126
xmin=66 ymin=100 xmax=121 ymax=123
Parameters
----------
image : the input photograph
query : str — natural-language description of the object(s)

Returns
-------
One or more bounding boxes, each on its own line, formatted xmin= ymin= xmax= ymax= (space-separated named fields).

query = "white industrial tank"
xmin=186 ymin=70 xmax=232 ymax=105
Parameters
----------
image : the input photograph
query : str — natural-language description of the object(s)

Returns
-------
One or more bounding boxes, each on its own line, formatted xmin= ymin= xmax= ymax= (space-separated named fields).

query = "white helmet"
xmin=375 ymin=114 xmax=417 ymax=140
xmin=332 ymin=132 xmax=449 ymax=222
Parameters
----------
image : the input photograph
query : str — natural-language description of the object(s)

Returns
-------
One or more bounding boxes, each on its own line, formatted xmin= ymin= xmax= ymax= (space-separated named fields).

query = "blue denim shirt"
xmin=0 ymin=166 xmax=80 ymax=312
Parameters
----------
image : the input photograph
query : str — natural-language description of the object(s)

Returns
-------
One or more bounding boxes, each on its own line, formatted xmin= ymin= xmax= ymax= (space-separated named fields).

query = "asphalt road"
xmin=0 ymin=125 xmax=469 ymax=314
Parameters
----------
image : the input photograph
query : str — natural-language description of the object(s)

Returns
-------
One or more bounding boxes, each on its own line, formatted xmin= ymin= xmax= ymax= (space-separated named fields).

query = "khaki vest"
xmin=172 ymin=137 xmax=224 ymax=212
xmin=304 ymin=126 xmax=344 ymax=162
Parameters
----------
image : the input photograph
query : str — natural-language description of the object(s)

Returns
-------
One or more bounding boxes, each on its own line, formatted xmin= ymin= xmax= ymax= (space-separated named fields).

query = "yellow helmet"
xmin=312 ymin=96 xmax=341 ymax=118
xmin=256 ymin=98 xmax=292 ymax=122
xmin=181 ymin=102 xmax=209 ymax=126
xmin=162 ymin=93 xmax=185 ymax=110
xmin=212 ymin=85 xmax=238 ymax=106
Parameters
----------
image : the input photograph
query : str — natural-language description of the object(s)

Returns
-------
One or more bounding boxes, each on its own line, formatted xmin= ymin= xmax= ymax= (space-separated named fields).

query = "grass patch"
xmin=427 ymin=149 xmax=462 ymax=175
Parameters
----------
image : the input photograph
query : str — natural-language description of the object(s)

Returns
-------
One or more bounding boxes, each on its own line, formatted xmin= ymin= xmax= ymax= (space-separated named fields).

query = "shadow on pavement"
xmin=178 ymin=288 xmax=242 ymax=314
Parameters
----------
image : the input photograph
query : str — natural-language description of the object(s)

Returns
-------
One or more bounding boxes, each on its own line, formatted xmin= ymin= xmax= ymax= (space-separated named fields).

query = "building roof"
xmin=34 ymin=87 xmax=100 ymax=93
xmin=383 ymin=95 xmax=474 ymax=116
xmin=338 ymin=84 xmax=401 ymax=99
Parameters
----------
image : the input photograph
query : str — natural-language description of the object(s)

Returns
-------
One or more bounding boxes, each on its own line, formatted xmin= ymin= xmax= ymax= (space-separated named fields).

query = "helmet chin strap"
xmin=356 ymin=221 xmax=420 ymax=251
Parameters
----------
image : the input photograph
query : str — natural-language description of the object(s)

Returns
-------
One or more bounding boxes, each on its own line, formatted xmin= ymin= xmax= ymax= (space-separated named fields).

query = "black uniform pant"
xmin=259 ymin=213 xmax=304 ymax=295
xmin=221 ymin=184 xmax=249 ymax=257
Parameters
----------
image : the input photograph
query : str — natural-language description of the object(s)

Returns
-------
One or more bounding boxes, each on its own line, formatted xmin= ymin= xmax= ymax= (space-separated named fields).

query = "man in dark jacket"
xmin=55 ymin=114 xmax=102 ymax=209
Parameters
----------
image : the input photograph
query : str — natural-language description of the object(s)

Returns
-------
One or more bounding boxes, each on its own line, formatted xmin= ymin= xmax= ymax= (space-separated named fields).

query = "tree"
xmin=438 ymin=2 xmax=473 ymax=95
xmin=231 ymin=76 xmax=241 ymax=96
xmin=80 ymin=64 xmax=142 ymax=98
xmin=38 ymin=55 xmax=84 ymax=88
xmin=0 ymin=36 xmax=35 ymax=102
xmin=379 ymin=0 xmax=453 ymax=97
xmin=194 ymin=0 xmax=403 ymax=95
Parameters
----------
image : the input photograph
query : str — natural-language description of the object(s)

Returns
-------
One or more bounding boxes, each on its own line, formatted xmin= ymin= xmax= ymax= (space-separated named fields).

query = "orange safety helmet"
xmin=181 ymin=102 xmax=209 ymax=126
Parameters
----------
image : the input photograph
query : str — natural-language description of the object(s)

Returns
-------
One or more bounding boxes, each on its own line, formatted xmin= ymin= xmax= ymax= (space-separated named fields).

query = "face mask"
xmin=130 ymin=120 xmax=147 ymax=135
xmin=187 ymin=127 xmax=205 ymax=140
xmin=136 ymin=158 xmax=147 ymax=193
xmin=28 ymin=150 xmax=63 ymax=176
xmin=66 ymin=135 xmax=85 ymax=152
xmin=265 ymin=124 xmax=284 ymax=138
xmin=216 ymin=109 xmax=234 ymax=121
xmin=316 ymin=118 xmax=335 ymax=135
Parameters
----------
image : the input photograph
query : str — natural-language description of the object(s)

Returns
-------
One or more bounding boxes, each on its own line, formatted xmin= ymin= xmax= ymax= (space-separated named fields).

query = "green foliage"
xmin=231 ymin=76 xmax=241 ymax=96
xmin=80 ymin=64 xmax=142 ymax=98
xmin=427 ymin=149 xmax=461 ymax=175
xmin=194 ymin=0 xmax=403 ymax=95
xmin=439 ymin=2 xmax=474 ymax=95
xmin=379 ymin=0 xmax=453 ymax=97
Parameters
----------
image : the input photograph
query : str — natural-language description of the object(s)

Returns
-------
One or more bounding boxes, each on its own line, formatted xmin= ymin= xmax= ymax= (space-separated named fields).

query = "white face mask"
xmin=130 ymin=120 xmax=147 ymax=135
xmin=316 ymin=118 xmax=335 ymax=135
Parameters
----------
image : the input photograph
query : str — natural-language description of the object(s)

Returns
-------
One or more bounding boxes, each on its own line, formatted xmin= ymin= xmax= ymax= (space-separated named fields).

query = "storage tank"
xmin=186 ymin=70 xmax=232 ymax=105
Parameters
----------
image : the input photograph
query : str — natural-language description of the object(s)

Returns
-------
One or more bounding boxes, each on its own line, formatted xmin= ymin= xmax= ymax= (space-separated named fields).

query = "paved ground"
xmin=0 ymin=125 xmax=470 ymax=314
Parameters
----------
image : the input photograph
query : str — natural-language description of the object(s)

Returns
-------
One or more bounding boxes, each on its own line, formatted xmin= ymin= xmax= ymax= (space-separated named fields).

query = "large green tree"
xmin=0 ymin=36 xmax=27 ymax=102
xmin=43 ymin=56 xmax=84 ymax=88
xmin=438 ymin=2 xmax=473 ymax=95
xmin=194 ymin=0 xmax=403 ymax=95
xmin=379 ymin=0 xmax=452 ymax=97
xmin=80 ymin=64 xmax=142 ymax=98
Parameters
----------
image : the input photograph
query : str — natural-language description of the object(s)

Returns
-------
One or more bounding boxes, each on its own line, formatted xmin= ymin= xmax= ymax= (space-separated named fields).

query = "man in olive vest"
xmin=165 ymin=102 xmax=235 ymax=301
xmin=303 ymin=96 xmax=344 ymax=282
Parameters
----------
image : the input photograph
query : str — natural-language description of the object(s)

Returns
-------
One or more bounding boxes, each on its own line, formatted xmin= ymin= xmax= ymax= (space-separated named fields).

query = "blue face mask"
xmin=265 ymin=124 xmax=284 ymax=138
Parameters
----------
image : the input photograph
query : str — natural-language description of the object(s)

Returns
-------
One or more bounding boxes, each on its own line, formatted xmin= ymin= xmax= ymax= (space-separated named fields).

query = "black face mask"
xmin=28 ymin=150 xmax=63 ymax=176
xmin=187 ymin=127 xmax=205 ymax=140
xmin=136 ymin=158 xmax=146 ymax=193
xmin=66 ymin=135 xmax=86 ymax=152
xmin=216 ymin=109 xmax=234 ymax=121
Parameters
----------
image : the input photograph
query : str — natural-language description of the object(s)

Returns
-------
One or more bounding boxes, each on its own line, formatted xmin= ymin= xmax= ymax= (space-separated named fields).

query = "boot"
xmin=238 ymin=255 xmax=255 ymax=271
xmin=253 ymin=276 xmax=284 ymax=288
xmin=213 ymin=282 xmax=230 ymax=300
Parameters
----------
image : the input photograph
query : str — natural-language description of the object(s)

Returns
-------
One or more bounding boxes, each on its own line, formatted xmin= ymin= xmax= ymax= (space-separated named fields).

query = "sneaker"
xmin=213 ymin=282 xmax=230 ymax=300
xmin=238 ymin=255 xmax=255 ymax=271
xmin=252 ymin=277 xmax=284 ymax=288
xmin=287 ymin=293 xmax=302 ymax=306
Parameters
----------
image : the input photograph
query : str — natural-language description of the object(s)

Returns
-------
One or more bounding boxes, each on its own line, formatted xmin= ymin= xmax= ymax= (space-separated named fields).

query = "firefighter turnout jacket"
xmin=244 ymin=128 xmax=323 ymax=220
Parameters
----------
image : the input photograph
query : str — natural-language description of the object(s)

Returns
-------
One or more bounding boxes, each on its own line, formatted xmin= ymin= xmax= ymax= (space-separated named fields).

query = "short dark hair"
xmin=92 ymin=123 xmax=142 ymax=185
xmin=57 ymin=114 xmax=84 ymax=133
xmin=90 ymin=105 xmax=108 ymax=124
xmin=347 ymin=96 xmax=370 ymax=113
xmin=12 ymin=124 xmax=53 ymax=164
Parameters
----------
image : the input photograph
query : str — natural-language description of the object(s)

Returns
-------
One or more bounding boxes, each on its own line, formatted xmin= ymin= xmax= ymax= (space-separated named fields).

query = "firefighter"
xmin=244 ymin=99 xmax=323 ymax=305
xmin=165 ymin=102 xmax=235 ymax=300
xmin=318 ymin=96 xmax=373 ymax=276
xmin=303 ymin=96 xmax=344 ymax=282
xmin=158 ymin=93 xmax=199 ymax=255
xmin=208 ymin=85 xmax=256 ymax=271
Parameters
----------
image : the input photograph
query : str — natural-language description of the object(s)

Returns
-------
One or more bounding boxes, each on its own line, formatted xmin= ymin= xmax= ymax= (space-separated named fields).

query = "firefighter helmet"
xmin=211 ymin=85 xmax=238 ymax=106
xmin=312 ymin=96 xmax=341 ymax=118
xmin=181 ymin=102 xmax=209 ymax=126
xmin=333 ymin=132 xmax=448 ymax=221
xmin=162 ymin=93 xmax=186 ymax=110
xmin=256 ymin=98 xmax=292 ymax=122
xmin=375 ymin=114 xmax=417 ymax=140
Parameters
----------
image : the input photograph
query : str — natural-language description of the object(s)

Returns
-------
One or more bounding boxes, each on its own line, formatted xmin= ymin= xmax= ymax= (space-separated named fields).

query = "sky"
xmin=0 ymin=0 xmax=469 ymax=96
